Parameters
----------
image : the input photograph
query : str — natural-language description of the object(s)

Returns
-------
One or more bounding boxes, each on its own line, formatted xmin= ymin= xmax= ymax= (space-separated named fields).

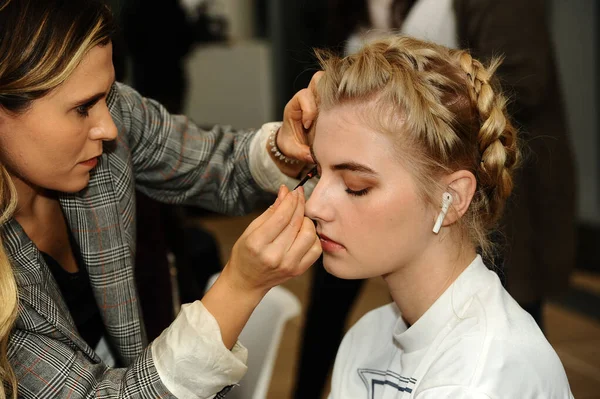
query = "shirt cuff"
xmin=249 ymin=122 xmax=316 ymax=197
xmin=151 ymin=301 xmax=248 ymax=399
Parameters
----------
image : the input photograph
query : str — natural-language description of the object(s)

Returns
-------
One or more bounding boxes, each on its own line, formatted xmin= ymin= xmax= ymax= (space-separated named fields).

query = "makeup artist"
xmin=0 ymin=1 xmax=321 ymax=398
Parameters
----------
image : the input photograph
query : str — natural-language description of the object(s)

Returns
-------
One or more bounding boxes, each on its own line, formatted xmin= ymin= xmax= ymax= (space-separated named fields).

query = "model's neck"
xmin=384 ymin=235 xmax=477 ymax=326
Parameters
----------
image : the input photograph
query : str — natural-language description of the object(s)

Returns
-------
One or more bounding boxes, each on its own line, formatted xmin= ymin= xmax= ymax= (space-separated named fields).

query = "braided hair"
xmin=315 ymin=35 xmax=520 ymax=259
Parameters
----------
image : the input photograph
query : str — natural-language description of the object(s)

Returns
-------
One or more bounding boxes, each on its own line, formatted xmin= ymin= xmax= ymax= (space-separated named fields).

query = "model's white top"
xmin=329 ymin=256 xmax=574 ymax=398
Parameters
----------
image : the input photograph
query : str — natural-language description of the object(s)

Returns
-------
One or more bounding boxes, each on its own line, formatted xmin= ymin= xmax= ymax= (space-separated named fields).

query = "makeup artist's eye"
xmin=75 ymin=98 xmax=102 ymax=118
xmin=345 ymin=188 xmax=370 ymax=197
xmin=76 ymin=104 xmax=91 ymax=117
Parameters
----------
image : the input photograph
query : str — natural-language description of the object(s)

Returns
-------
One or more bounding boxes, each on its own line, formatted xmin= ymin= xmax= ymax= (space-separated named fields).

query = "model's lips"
xmin=317 ymin=232 xmax=345 ymax=252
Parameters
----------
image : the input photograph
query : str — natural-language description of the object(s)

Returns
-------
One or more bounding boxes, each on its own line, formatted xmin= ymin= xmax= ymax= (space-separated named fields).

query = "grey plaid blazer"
xmin=4 ymin=83 xmax=268 ymax=398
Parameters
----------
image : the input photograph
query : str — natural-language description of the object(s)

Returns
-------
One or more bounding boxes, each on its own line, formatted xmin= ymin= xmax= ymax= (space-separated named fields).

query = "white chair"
xmin=205 ymin=274 xmax=301 ymax=399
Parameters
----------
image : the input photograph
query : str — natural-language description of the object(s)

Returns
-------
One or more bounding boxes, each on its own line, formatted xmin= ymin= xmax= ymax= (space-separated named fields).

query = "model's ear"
xmin=440 ymin=170 xmax=477 ymax=227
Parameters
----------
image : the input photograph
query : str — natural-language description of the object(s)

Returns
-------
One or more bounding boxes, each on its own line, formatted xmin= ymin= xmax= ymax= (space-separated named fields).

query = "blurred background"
xmin=110 ymin=0 xmax=600 ymax=397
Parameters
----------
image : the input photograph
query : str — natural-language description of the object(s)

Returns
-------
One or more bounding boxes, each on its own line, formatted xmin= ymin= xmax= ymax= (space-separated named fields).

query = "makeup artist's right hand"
xmin=202 ymin=185 xmax=321 ymax=349
xmin=224 ymin=184 xmax=322 ymax=295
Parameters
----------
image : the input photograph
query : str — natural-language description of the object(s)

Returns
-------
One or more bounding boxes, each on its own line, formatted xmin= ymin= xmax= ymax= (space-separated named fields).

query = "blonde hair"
xmin=315 ymin=36 xmax=519 ymax=259
xmin=0 ymin=0 xmax=115 ymax=113
xmin=0 ymin=168 xmax=17 ymax=399
xmin=0 ymin=1 xmax=115 ymax=396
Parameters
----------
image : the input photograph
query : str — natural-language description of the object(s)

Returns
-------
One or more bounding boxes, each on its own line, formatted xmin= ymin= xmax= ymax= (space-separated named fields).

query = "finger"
xmin=243 ymin=206 xmax=275 ymax=237
xmin=284 ymin=87 xmax=317 ymax=133
xmin=272 ymin=184 xmax=289 ymax=210
xmin=272 ymin=188 xmax=306 ymax=252
xmin=298 ymin=234 xmax=323 ymax=272
xmin=249 ymin=190 xmax=299 ymax=245
xmin=245 ymin=186 xmax=293 ymax=237
xmin=283 ymin=217 xmax=322 ymax=273
xmin=296 ymin=89 xmax=318 ymax=131
xmin=303 ymin=71 xmax=323 ymax=131
xmin=308 ymin=71 xmax=324 ymax=94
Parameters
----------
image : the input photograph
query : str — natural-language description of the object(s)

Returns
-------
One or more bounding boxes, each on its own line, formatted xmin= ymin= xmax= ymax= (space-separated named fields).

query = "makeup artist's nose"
xmin=89 ymin=103 xmax=118 ymax=142
xmin=305 ymin=179 xmax=333 ymax=222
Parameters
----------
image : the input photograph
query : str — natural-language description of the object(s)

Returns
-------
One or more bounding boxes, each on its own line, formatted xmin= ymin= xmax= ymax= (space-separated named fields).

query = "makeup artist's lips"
xmin=318 ymin=233 xmax=345 ymax=253
xmin=79 ymin=156 xmax=99 ymax=169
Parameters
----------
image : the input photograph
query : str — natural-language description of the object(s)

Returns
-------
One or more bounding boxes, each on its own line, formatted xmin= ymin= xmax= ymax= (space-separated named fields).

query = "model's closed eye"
xmin=345 ymin=187 xmax=370 ymax=196
xmin=343 ymin=175 xmax=377 ymax=197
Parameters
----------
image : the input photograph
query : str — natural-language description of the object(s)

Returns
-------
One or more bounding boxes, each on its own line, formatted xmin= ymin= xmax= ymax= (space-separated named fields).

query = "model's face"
xmin=305 ymin=103 xmax=436 ymax=279
xmin=0 ymin=44 xmax=117 ymax=194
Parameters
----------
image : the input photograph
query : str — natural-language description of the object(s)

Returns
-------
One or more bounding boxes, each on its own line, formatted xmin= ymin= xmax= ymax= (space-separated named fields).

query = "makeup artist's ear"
xmin=441 ymin=170 xmax=477 ymax=226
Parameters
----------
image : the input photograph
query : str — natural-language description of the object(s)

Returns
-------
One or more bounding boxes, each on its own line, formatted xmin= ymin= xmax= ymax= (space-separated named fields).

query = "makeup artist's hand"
xmin=202 ymin=185 xmax=321 ymax=349
xmin=224 ymin=184 xmax=321 ymax=294
xmin=270 ymin=71 xmax=323 ymax=177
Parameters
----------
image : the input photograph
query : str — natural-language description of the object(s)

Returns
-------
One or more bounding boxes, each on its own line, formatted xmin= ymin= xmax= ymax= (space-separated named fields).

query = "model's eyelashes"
xmin=343 ymin=177 xmax=374 ymax=197
xmin=345 ymin=187 xmax=370 ymax=197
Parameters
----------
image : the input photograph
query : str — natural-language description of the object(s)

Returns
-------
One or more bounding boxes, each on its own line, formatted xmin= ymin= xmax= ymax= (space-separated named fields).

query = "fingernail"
xmin=303 ymin=119 xmax=312 ymax=130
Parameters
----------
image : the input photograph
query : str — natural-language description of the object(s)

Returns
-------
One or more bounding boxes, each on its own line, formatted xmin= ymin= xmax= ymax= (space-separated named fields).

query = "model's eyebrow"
xmin=332 ymin=162 xmax=378 ymax=175
xmin=310 ymin=144 xmax=377 ymax=175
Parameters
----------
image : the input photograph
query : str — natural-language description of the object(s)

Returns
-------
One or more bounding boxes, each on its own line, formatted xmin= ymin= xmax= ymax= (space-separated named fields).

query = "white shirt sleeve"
xmin=151 ymin=300 xmax=248 ymax=399
xmin=248 ymin=122 xmax=316 ymax=197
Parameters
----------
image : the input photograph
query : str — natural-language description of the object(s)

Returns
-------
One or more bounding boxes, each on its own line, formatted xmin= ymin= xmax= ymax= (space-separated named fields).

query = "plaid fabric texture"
xmin=4 ymin=83 xmax=268 ymax=398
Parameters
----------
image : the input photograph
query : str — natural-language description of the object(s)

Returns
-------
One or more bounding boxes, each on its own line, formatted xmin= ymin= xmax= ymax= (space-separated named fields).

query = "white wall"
xmin=182 ymin=1 xmax=274 ymax=129
xmin=179 ymin=0 xmax=256 ymax=39
xmin=183 ymin=40 xmax=274 ymax=130
xmin=551 ymin=0 xmax=600 ymax=224
xmin=220 ymin=0 xmax=256 ymax=39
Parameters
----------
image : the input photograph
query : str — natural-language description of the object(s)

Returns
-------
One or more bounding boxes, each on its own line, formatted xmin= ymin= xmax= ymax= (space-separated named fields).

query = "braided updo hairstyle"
xmin=315 ymin=36 xmax=519 ymax=259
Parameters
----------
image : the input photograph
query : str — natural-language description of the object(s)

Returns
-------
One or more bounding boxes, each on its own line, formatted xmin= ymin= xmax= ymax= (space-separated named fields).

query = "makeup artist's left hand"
xmin=271 ymin=71 xmax=323 ymax=177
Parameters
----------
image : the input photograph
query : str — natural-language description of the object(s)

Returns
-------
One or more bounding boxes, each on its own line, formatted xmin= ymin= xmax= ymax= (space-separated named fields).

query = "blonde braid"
xmin=459 ymin=52 xmax=519 ymax=227
xmin=315 ymin=35 xmax=520 ymax=260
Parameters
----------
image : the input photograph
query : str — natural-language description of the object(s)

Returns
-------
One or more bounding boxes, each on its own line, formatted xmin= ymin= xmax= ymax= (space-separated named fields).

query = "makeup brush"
xmin=294 ymin=166 xmax=318 ymax=190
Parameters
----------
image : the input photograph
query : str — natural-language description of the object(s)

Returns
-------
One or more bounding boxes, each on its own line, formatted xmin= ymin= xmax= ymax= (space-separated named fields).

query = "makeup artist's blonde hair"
xmin=0 ymin=0 xmax=114 ymax=114
xmin=0 ymin=166 xmax=17 ymax=399
xmin=315 ymin=36 xmax=519 ymax=259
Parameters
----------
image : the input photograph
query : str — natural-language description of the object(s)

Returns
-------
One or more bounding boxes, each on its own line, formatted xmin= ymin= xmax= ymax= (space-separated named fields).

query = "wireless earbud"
xmin=432 ymin=192 xmax=453 ymax=234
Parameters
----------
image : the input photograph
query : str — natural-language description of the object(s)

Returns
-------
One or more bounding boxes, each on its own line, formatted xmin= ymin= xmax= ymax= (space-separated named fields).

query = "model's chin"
xmin=322 ymin=254 xmax=367 ymax=280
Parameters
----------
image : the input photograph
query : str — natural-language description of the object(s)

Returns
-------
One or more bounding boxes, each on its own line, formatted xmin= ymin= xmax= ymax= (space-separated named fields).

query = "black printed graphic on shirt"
xmin=358 ymin=368 xmax=417 ymax=398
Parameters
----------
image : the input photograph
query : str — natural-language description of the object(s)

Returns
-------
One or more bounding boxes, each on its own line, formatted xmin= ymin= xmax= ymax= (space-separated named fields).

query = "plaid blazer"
xmin=4 ymin=83 xmax=268 ymax=398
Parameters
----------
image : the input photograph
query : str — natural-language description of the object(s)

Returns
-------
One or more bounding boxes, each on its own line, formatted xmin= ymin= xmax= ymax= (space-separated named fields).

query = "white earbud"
xmin=432 ymin=192 xmax=453 ymax=234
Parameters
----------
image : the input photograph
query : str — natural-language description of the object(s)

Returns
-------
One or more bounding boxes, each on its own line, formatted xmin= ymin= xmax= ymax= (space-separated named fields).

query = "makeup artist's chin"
xmin=64 ymin=175 xmax=92 ymax=193
xmin=61 ymin=168 xmax=94 ymax=193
